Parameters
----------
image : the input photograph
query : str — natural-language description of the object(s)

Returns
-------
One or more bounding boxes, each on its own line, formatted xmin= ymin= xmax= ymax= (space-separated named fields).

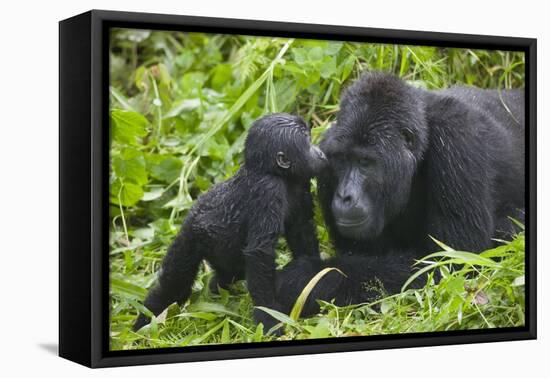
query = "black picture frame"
xmin=59 ymin=9 xmax=537 ymax=368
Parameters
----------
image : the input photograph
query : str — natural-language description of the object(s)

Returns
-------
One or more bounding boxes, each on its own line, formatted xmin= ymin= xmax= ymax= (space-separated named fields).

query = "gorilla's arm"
xmin=276 ymin=252 xmax=422 ymax=317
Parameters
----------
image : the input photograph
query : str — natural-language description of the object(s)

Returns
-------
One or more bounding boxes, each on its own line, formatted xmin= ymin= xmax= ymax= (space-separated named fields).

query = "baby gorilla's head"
xmin=244 ymin=113 xmax=327 ymax=178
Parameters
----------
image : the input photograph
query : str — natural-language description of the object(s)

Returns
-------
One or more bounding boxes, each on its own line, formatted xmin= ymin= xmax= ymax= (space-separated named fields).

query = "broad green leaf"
xmin=292 ymin=48 xmax=308 ymax=65
xmin=141 ymin=188 xmax=164 ymax=201
xmin=446 ymin=276 xmax=466 ymax=295
xmin=180 ymin=72 xmax=208 ymax=96
xmin=325 ymin=42 xmax=343 ymax=55
xmin=255 ymin=306 xmax=297 ymax=327
xmin=110 ymin=180 xmax=144 ymax=207
xmin=132 ymin=226 xmax=155 ymax=240
xmin=175 ymin=50 xmax=195 ymax=70
xmin=111 ymin=109 xmax=149 ymax=145
xmin=164 ymin=98 xmax=201 ymax=118
xmin=307 ymin=317 xmax=331 ymax=338
xmin=308 ymin=46 xmax=323 ymax=61
xmin=210 ymin=64 xmax=233 ymax=91
xmin=274 ymin=79 xmax=297 ymax=111
xmin=113 ymin=148 xmax=148 ymax=185
xmin=341 ymin=55 xmax=356 ymax=82
xmin=320 ymin=56 xmax=337 ymax=79
xmin=148 ymin=155 xmax=183 ymax=183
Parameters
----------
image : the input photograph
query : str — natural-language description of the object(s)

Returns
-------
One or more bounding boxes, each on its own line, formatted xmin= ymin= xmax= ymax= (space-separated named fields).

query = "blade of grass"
xmin=111 ymin=278 xmax=148 ymax=300
xmin=109 ymin=86 xmax=137 ymax=112
xmin=290 ymin=267 xmax=345 ymax=321
xmin=416 ymin=250 xmax=500 ymax=268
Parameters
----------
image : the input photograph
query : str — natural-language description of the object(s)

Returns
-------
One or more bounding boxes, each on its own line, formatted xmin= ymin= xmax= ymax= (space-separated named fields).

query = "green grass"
xmin=108 ymin=29 xmax=525 ymax=350
xmin=110 ymin=232 xmax=525 ymax=349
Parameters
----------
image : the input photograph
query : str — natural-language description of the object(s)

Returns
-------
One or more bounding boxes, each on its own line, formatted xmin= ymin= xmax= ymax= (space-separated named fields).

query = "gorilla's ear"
xmin=400 ymin=128 xmax=415 ymax=149
xmin=276 ymin=151 xmax=291 ymax=169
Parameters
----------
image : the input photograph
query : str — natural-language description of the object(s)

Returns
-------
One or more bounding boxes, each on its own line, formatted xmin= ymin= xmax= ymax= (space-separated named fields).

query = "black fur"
xmin=277 ymin=72 xmax=525 ymax=314
xmin=134 ymin=113 xmax=326 ymax=331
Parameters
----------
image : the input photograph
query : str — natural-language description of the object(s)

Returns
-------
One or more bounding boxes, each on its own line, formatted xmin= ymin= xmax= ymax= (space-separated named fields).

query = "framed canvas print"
xmin=59 ymin=10 xmax=537 ymax=368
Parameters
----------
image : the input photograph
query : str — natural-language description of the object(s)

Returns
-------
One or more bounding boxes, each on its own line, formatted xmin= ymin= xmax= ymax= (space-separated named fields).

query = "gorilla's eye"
xmin=401 ymin=128 xmax=415 ymax=148
xmin=276 ymin=151 xmax=291 ymax=169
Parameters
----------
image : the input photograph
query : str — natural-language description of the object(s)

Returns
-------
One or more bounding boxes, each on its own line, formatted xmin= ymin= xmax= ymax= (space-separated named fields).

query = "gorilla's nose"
xmin=334 ymin=188 xmax=356 ymax=210
xmin=332 ymin=187 xmax=369 ymax=230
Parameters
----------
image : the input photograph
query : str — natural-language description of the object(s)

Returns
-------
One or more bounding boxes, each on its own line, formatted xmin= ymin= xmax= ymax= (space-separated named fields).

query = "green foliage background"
xmin=109 ymin=29 xmax=525 ymax=350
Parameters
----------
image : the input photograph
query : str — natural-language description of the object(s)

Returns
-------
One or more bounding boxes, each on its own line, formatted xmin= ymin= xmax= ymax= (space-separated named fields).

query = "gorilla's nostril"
xmin=335 ymin=190 xmax=354 ymax=208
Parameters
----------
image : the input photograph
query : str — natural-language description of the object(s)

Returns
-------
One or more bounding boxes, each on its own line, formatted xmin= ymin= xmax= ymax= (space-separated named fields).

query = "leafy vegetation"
xmin=108 ymin=28 xmax=525 ymax=350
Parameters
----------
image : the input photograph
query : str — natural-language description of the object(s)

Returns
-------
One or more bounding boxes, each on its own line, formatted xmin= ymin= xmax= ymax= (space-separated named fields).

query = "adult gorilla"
xmin=276 ymin=71 xmax=525 ymax=315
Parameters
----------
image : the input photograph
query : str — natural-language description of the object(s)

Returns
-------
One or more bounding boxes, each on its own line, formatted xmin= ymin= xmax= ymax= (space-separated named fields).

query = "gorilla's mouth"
xmin=334 ymin=215 xmax=377 ymax=240
xmin=335 ymin=216 xmax=369 ymax=228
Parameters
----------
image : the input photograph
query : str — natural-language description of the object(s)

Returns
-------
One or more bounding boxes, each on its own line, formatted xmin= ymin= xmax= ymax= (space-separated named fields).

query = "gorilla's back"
xmin=442 ymin=86 xmax=525 ymax=134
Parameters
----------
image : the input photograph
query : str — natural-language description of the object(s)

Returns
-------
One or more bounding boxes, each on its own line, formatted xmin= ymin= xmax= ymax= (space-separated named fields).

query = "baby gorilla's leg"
xmin=208 ymin=270 xmax=245 ymax=293
xmin=206 ymin=255 xmax=246 ymax=294
xmin=133 ymin=233 xmax=202 ymax=330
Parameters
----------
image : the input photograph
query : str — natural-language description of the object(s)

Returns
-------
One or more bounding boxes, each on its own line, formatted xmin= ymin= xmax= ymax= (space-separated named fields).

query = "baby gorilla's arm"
xmin=284 ymin=184 xmax=321 ymax=258
xmin=241 ymin=200 xmax=286 ymax=331
xmin=243 ymin=228 xmax=281 ymax=331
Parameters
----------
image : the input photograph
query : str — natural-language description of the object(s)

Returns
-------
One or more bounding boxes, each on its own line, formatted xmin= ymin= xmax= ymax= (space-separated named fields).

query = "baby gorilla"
xmin=134 ymin=113 xmax=326 ymax=331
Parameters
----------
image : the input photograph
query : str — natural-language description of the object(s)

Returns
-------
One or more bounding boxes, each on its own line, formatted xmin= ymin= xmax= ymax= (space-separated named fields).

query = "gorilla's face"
xmin=323 ymin=144 xmax=386 ymax=240
xmin=321 ymin=128 xmax=416 ymax=240
xmin=320 ymin=73 xmax=428 ymax=240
